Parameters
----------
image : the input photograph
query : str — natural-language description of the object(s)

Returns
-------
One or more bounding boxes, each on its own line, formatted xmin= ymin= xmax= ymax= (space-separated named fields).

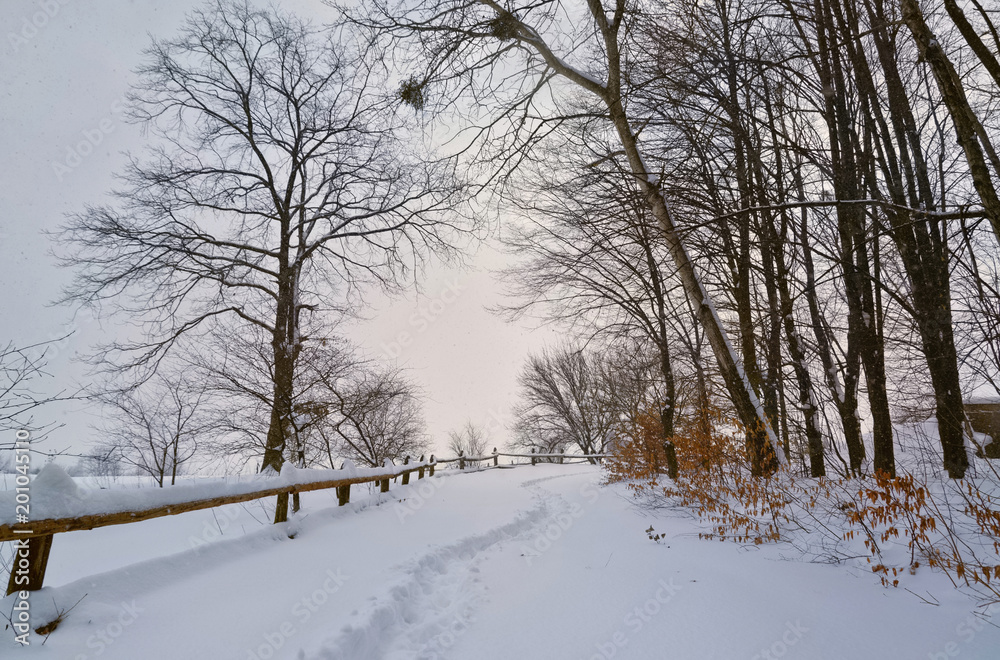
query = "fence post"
xmin=560 ymin=448 xmax=565 ymax=464
xmin=418 ymin=454 xmax=425 ymax=479
xmin=402 ymin=456 xmax=411 ymax=485
xmin=429 ymin=454 xmax=435 ymax=477
xmin=459 ymin=450 xmax=465 ymax=470
xmin=274 ymin=492 xmax=289 ymax=524
xmin=5 ymin=534 xmax=53 ymax=595
xmin=380 ymin=458 xmax=391 ymax=493
xmin=531 ymin=448 xmax=536 ymax=466
xmin=338 ymin=462 xmax=350 ymax=506
xmin=493 ymin=447 xmax=498 ymax=467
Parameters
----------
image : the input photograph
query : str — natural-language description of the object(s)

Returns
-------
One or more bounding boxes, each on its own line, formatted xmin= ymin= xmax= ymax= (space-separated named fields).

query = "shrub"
xmin=606 ymin=403 xmax=1000 ymax=605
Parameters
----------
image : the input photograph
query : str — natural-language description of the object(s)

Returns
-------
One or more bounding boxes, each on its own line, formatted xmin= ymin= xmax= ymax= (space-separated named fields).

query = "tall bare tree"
xmin=499 ymin=147 xmax=685 ymax=476
xmin=58 ymin=1 xmax=466 ymax=512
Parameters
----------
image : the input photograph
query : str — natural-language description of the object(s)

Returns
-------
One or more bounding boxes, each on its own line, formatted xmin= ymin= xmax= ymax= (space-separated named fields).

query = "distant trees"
xmin=70 ymin=448 xmax=125 ymax=479
xmin=188 ymin=324 xmax=429 ymax=471
xmin=511 ymin=345 xmax=627 ymax=461
xmin=58 ymin=0 xmax=465 ymax=497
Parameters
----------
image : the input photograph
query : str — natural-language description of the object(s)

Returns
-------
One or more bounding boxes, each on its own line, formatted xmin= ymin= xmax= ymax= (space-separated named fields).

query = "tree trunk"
xmin=770 ymin=213 xmax=825 ymax=476
xmin=640 ymin=219 xmax=679 ymax=479
xmin=800 ymin=199 xmax=865 ymax=474
xmin=262 ymin=248 xmax=300 ymax=521
xmin=900 ymin=0 xmax=1000 ymax=244
xmin=943 ymin=0 xmax=1000 ymax=92
xmin=588 ymin=7 xmax=784 ymax=476
xmin=853 ymin=0 xmax=970 ymax=478
xmin=816 ymin=0 xmax=895 ymax=475
xmin=759 ymin=80 xmax=825 ymax=476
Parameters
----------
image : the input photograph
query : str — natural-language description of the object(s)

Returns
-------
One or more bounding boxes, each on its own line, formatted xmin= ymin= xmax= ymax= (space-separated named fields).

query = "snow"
xmin=23 ymin=464 xmax=85 ymax=517
xmin=3 ymin=464 xmax=999 ymax=658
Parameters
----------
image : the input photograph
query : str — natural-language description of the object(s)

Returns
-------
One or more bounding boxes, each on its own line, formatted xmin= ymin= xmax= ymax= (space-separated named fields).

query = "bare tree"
xmin=511 ymin=344 xmax=622 ymax=461
xmin=69 ymin=447 xmax=126 ymax=479
xmin=448 ymin=420 xmax=490 ymax=465
xmin=94 ymin=373 xmax=206 ymax=486
xmin=499 ymin=145 xmax=687 ymax=476
xmin=314 ymin=366 xmax=429 ymax=468
xmin=57 ymin=0 xmax=466 ymax=513
xmin=190 ymin=322 xmax=358 ymax=469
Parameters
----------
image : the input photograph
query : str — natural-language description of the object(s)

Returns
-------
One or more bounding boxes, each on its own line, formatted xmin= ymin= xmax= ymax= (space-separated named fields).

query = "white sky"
xmin=0 ymin=0 xmax=559 ymax=463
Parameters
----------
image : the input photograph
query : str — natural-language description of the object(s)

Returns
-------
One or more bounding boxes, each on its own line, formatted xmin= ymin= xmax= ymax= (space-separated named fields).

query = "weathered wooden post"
xmin=493 ymin=447 xmax=498 ymax=467
xmin=560 ymin=448 xmax=565 ymax=464
xmin=531 ymin=448 xmax=536 ymax=466
xmin=337 ymin=462 xmax=351 ymax=506
xmin=402 ymin=456 xmax=411 ymax=485
xmin=459 ymin=450 xmax=465 ymax=470
xmin=274 ymin=492 xmax=290 ymax=523
xmin=418 ymin=454 xmax=425 ymax=479
xmin=5 ymin=534 xmax=53 ymax=595
xmin=380 ymin=458 xmax=391 ymax=493
xmin=429 ymin=454 xmax=435 ymax=477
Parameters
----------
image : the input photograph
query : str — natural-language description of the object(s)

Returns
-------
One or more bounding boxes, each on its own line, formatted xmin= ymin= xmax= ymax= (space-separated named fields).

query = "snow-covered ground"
xmin=2 ymin=464 xmax=999 ymax=659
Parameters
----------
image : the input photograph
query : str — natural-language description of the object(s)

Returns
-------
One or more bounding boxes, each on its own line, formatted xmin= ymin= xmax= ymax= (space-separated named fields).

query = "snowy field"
xmin=2 ymin=464 xmax=999 ymax=659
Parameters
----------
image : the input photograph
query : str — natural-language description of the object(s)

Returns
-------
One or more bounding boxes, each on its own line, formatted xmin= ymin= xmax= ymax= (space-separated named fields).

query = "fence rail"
xmin=2 ymin=450 xmax=605 ymax=596
xmin=435 ymin=448 xmax=608 ymax=469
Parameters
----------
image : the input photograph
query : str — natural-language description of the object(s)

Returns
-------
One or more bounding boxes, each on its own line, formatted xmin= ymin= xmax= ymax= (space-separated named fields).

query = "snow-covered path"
xmin=3 ymin=465 xmax=999 ymax=659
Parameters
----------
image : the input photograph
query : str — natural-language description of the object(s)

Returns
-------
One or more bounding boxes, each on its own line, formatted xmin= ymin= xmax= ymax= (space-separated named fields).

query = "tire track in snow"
xmin=302 ymin=473 xmax=582 ymax=660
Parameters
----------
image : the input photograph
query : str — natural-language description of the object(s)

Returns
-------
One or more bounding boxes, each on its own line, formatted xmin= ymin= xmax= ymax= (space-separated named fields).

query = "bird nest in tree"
xmin=489 ymin=12 xmax=520 ymax=42
xmin=399 ymin=77 xmax=425 ymax=110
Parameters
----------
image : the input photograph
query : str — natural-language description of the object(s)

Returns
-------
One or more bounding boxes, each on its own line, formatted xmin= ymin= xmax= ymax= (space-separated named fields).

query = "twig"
xmin=904 ymin=587 xmax=940 ymax=606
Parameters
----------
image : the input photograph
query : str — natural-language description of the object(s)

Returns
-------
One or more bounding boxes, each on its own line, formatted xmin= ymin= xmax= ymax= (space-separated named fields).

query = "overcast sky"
xmin=0 ymin=0 xmax=560 ymax=465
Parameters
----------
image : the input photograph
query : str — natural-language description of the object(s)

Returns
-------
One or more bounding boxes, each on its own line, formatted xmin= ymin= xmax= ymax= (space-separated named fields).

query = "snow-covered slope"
xmin=2 ymin=465 xmax=998 ymax=659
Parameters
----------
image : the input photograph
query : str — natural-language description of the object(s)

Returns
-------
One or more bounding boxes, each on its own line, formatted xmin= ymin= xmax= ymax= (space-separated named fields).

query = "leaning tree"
xmin=346 ymin=0 xmax=786 ymax=474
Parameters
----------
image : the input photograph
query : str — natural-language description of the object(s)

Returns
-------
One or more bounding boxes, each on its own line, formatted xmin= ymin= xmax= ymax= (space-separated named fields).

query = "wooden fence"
xmin=2 ymin=450 xmax=605 ymax=596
